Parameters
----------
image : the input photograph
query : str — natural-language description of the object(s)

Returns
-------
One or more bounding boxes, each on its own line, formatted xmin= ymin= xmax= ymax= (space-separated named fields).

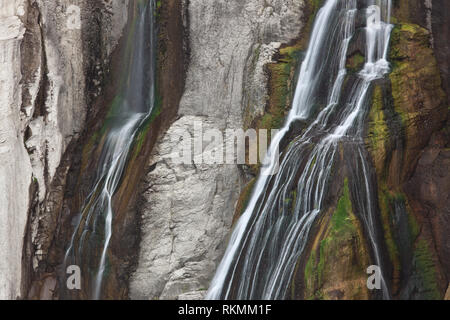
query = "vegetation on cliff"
xmin=302 ymin=179 xmax=371 ymax=300
xmin=365 ymin=20 xmax=448 ymax=299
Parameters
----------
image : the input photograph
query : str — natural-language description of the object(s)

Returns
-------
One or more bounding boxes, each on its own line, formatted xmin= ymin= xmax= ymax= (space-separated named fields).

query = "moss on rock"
xmin=364 ymin=20 xmax=447 ymax=299
xmin=389 ymin=23 xmax=447 ymax=181
xmin=303 ymin=179 xmax=371 ymax=300
xmin=256 ymin=43 xmax=303 ymax=132
xmin=346 ymin=52 xmax=365 ymax=74
xmin=232 ymin=178 xmax=257 ymax=225
xmin=366 ymin=85 xmax=390 ymax=175
xmin=376 ymin=184 xmax=443 ymax=299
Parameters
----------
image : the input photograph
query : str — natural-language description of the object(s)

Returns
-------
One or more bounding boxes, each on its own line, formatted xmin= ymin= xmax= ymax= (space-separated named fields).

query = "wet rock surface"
xmin=130 ymin=0 xmax=306 ymax=300
xmin=1 ymin=0 xmax=449 ymax=300
xmin=0 ymin=0 xmax=131 ymax=299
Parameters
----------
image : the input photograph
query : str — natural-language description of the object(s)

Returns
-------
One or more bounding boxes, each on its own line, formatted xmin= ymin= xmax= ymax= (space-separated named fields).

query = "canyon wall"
xmin=129 ymin=0 xmax=306 ymax=300
xmin=0 ymin=0 xmax=448 ymax=300
xmin=0 ymin=0 xmax=129 ymax=299
xmin=293 ymin=0 xmax=450 ymax=300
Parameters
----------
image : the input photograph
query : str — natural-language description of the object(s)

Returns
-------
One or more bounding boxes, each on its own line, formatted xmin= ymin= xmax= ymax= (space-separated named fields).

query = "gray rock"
xmin=0 ymin=1 xmax=31 ymax=299
xmin=0 ymin=0 xmax=129 ymax=299
xmin=130 ymin=0 xmax=305 ymax=300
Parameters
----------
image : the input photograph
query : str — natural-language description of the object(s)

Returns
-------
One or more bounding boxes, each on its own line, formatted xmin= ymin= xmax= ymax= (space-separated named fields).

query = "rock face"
xmin=130 ymin=0 xmax=305 ymax=300
xmin=0 ymin=0 xmax=31 ymax=299
xmin=302 ymin=180 xmax=372 ymax=300
xmin=39 ymin=0 xmax=188 ymax=300
xmin=377 ymin=4 xmax=450 ymax=299
xmin=0 ymin=0 xmax=129 ymax=299
xmin=1 ymin=0 xmax=449 ymax=301
xmin=391 ymin=11 xmax=450 ymax=297
xmin=299 ymin=2 xmax=450 ymax=300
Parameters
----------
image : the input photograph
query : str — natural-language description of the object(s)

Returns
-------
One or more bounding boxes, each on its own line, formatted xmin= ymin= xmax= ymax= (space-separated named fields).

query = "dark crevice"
xmin=33 ymin=7 xmax=49 ymax=120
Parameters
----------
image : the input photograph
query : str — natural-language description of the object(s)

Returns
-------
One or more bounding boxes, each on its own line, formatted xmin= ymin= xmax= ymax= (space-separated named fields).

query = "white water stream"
xmin=207 ymin=0 xmax=393 ymax=300
xmin=63 ymin=0 xmax=156 ymax=299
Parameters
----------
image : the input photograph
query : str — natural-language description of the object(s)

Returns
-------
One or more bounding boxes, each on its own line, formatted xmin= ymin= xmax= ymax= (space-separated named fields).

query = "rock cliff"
xmin=130 ymin=0 xmax=306 ymax=300
xmin=293 ymin=0 xmax=450 ymax=300
xmin=0 ymin=0 xmax=129 ymax=299
xmin=0 ymin=0 xmax=448 ymax=300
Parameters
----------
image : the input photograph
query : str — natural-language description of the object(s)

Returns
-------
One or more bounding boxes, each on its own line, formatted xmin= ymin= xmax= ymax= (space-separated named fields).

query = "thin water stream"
xmin=63 ymin=0 xmax=156 ymax=300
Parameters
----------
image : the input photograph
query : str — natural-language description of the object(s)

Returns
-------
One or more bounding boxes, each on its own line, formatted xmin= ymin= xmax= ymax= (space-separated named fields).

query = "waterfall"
xmin=63 ymin=0 xmax=156 ymax=300
xmin=207 ymin=0 xmax=393 ymax=300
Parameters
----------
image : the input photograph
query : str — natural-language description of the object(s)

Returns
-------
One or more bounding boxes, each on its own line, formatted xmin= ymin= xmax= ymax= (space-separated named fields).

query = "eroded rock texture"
xmin=0 ymin=0 xmax=31 ymax=300
xmin=1 ymin=0 xmax=448 ymax=301
xmin=130 ymin=0 xmax=306 ymax=300
xmin=0 ymin=0 xmax=129 ymax=299
xmin=298 ymin=1 xmax=450 ymax=300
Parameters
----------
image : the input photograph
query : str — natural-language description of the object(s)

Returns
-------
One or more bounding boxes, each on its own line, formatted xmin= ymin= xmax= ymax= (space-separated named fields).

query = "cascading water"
xmin=63 ymin=0 xmax=156 ymax=300
xmin=207 ymin=0 xmax=393 ymax=300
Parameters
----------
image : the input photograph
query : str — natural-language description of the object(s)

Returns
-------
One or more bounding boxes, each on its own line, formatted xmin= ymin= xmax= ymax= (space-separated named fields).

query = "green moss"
xmin=261 ymin=43 xmax=303 ymax=130
xmin=404 ymin=208 xmax=440 ymax=299
xmin=377 ymin=187 xmax=442 ymax=298
xmin=81 ymin=0 xmax=164 ymax=171
xmin=316 ymin=238 xmax=329 ymax=288
xmin=387 ymin=19 xmax=446 ymax=187
xmin=233 ymin=179 xmax=257 ymax=224
xmin=244 ymin=41 xmax=303 ymax=176
xmin=378 ymin=187 xmax=402 ymax=285
xmin=389 ymin=23 xmax=442 ymax=127
xmin=245 ymin=0 xmax=325 ymax=179
xmin=250 ymin=0 xmax=323 ymax=133
xmin=132 ymin=120 xmax=151 ymax=159
xmin=153 ymin=0 xmax=162 ymax=18
xmin=379 ymin=23 xmax=442 ymax=265
xmin=367 ymin=85 xmax=390 ymax=177
xmin=304 ymin=179 xmax=368 ymax=300
xmin=346 ymin=52 xmax=365 ymax=73
xmin=413 ymin=240 xmax=441 ymax=299
xmin=330 ymin=180 xmax=355 ymax=234
xmin=406 ymin=208 xmax=420 ymax=241
xmin=131 ymin=89 xmax=163 ymax=159
xmin=364 ymin=12 xmax=447 ymax=299
xmin=282 ymin=189 xmax=299 ymax=215
xmin=304 ymin=247 xmax=318 ymax=297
